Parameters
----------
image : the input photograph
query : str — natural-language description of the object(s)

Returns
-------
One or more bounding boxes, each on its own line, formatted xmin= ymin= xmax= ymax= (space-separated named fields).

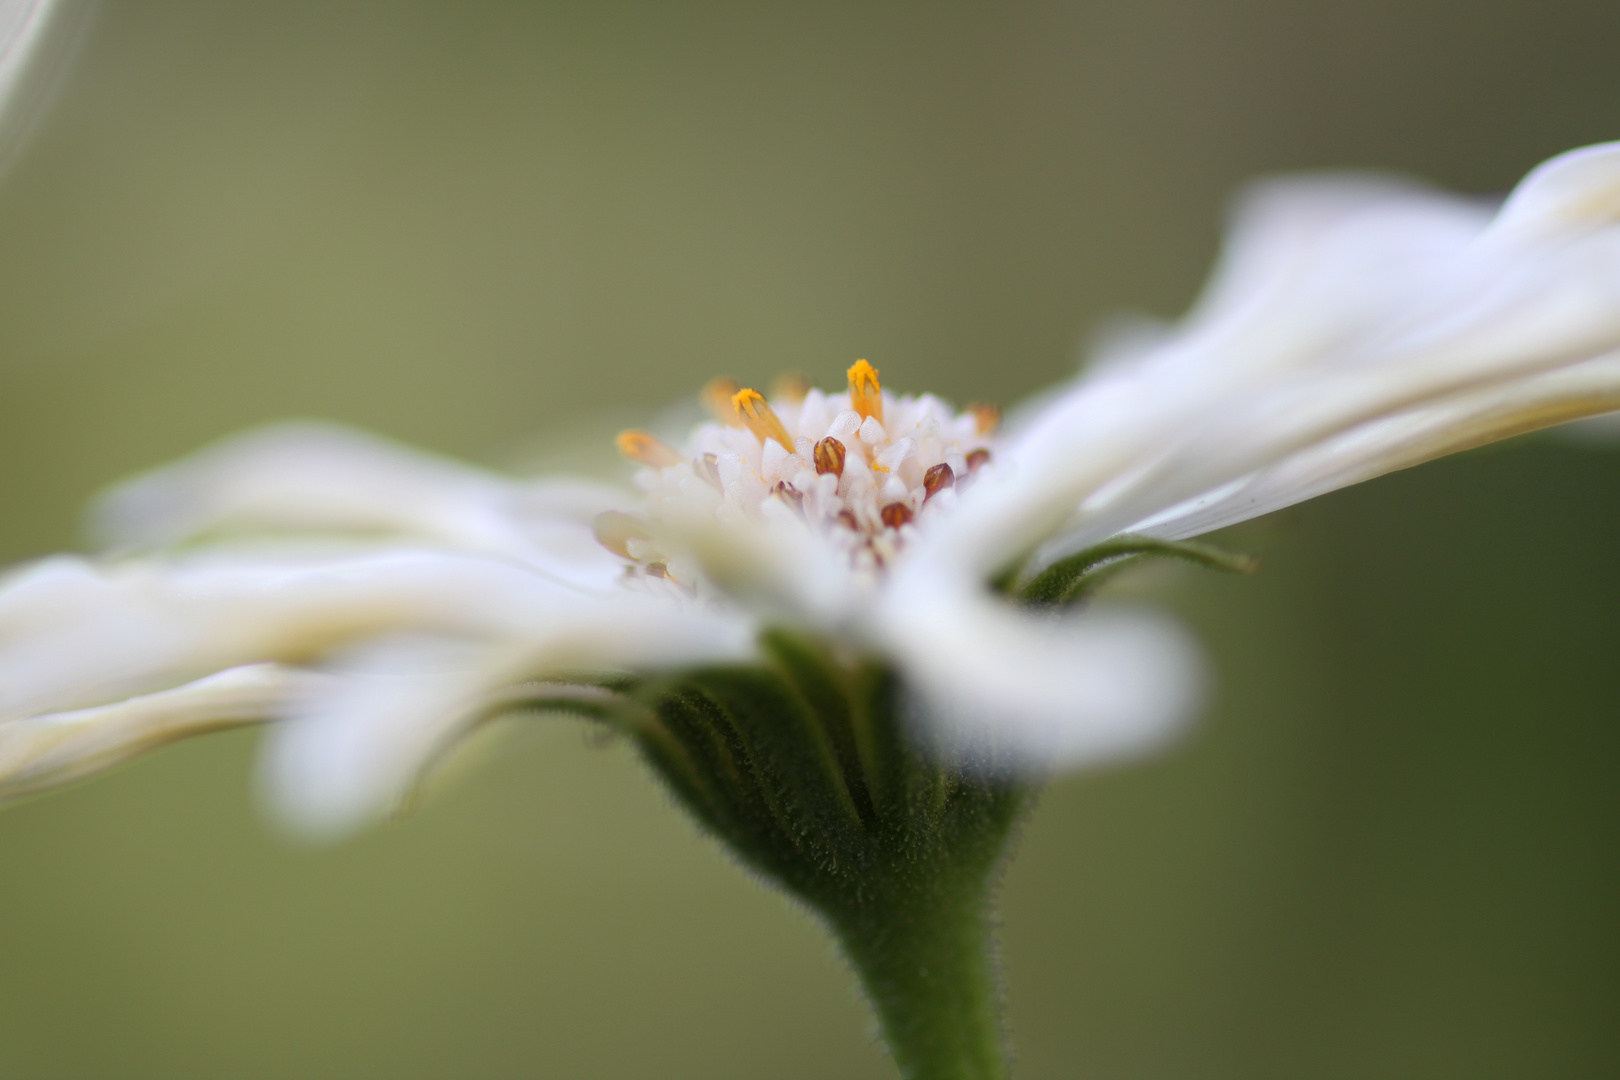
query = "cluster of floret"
xmin=600 ymin=361 xmax=998 ymax=584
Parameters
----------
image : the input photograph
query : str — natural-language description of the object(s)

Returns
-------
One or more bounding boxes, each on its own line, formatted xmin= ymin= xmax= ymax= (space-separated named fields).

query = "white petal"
xmin=88 ymin=421 xmax=629 ymax=588
xmin=0 ymin=663 xmax=295 ymax=802
xmin=872 ymin=577 xmax=1205 ymax=774
xmin=1487 ymin=141 xmax=1620 ymax=241
xmin=653 ymin=494 xmax=860 ymax=626
xmin=258 ymin=601 xmax=757 ymax=841
xmin=926 ymin=141 xmax=1620 ymax=574
xmin=0 ymin=548 xmax=606 ymax=720
xmin=1131 ymin=349 xmax=1620 ymax=540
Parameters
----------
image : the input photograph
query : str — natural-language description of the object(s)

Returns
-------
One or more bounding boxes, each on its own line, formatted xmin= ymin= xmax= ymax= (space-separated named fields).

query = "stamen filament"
xmin=732 ymin=388 xmax=797 ymax=452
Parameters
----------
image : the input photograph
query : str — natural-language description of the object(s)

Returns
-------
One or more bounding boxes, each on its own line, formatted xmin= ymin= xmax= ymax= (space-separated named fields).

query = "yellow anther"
xmin=703 ymin=377 xmax=746 ymax=426
xmin=732 ymin=388 xmax=797 ymax=452
xmin=847 ymin=359 xmax=883 ymax=424
xmin=616 ymin=429 xmax=684 ymax=468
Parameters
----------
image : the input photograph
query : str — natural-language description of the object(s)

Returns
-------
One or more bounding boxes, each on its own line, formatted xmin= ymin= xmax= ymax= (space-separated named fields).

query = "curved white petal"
xmin=258 ymin=601 xmax=757 ymax=842
xmin=1131 ymin=349 xmax=1620 ymax=540
xmin=657 ymin=500 xmax=861 ymax=627
xmin=923 ymin=141 xmax=1620 ymax=575
xmin=871 ymin=577 xmax=1205 ymax=774
xmin=88 ymin=421 xmax=630 ymax=589
xmin=0 ymin=663 xmax=296 ymax=802
xmin=0 ymin=547 xmax=607 ymax=720
xmin=1487 ymin=141 xmax=1620 ymax=241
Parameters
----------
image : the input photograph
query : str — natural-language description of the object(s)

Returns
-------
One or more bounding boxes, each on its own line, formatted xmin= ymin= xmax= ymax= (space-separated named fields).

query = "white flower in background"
xmin=4 ymin=140 xmax=1620 ymax=839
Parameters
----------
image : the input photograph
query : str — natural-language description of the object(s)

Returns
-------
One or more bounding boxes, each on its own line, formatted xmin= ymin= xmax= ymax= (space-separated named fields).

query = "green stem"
xmin=834 ymin=894 xmax=1008 ymax=1080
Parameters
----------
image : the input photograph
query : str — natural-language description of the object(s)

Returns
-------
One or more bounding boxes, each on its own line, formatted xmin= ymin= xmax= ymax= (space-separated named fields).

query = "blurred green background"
xmin=0 ymin=2 xmax=1616 ymax=1076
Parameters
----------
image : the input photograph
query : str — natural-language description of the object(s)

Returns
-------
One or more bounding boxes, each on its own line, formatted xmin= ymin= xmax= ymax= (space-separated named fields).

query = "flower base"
xmin=592 ymin=630 xmax=1029 ymax=1079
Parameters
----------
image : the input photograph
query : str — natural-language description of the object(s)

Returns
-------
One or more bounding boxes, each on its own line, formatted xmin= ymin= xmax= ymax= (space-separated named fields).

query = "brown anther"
xmin=615 ymin=429 xmax=683 ymax=469
xmin=646 ymin=562 xmax=670 ymax=579
xmin=697 ymin=452 xmax=722 ymax=490
xmin=702 ymin=377 xmax=745 ymax=426
xmin=836 ymin=509 xmax=860 ymax=531
xmin=772 ymin=480 xmax=806 ymax=519
xmin=922 ymin=462 xmax=955 ymax=501
xmin=732 ymin=388 xmax=797 ymax=452
xmin=847 ymin=359 xmax=884 ymax=424
xmin=965 ymin=448 xmax=991 ymax=475
xmin=772 ymin=371 xmax=812 ymax=401
xmin=968 ymin=402 xmax=1001 ymax=436
xmin=880 ymin=502 xmax=914 ymax=529
xmin=813 ymin=436 xmax=846 ymax=477
xmin=592 ymin=511 xmax=652 ymax=559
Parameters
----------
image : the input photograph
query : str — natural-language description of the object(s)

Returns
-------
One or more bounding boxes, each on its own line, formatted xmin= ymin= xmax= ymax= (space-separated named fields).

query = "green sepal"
xmin=1015 ymin=533 xmax=1257 ymax=608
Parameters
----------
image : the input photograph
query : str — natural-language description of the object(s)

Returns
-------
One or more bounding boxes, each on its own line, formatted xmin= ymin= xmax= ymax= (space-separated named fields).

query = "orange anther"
xmin=703 ymin=377 xmax=746 ymax=426
xmin=968 ymin=402 xmax=1000 ymax=436
xmin=772 ymin=371 xmax=812 ymax=401
xmin=732 ymin=388 xmax=797 ymax=452
xmin=847 ymin=360 xmax=884 ymax=424
xmin=615 ymin=430 xmax=683 ymax=468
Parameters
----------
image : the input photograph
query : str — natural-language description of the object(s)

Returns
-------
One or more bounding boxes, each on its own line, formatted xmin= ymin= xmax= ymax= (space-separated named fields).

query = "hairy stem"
xmin=835 ymin=892 xmax=1008 ymax=1080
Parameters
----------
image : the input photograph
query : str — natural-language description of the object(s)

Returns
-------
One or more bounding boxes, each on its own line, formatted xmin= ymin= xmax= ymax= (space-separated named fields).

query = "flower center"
xmin=602 ymin=362 xmax=997 ymax=581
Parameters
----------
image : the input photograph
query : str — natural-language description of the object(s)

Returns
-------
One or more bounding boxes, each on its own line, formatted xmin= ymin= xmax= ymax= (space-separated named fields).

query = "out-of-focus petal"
xmin=1487 ymin=141 xmax=1620 ymax=241
xmin=87 ymin=422 xmax=629 ymax=589
xmin=648 ymin=491 xmax=860 ymax=627
xmin=0 ymin=0 xmax=68 ymax=154
xmin=0 ymin=663 xmax=296 ymax=802
xmin=0 ymin=548 xmax=604 ymax=720
xmin=925 ymin=141 xmax=1620 ymax=575
xmin=1130 ymin=350 xmax=1620 ymax=540
xmin=258 ymin=602 xmax=758 ymax=841
xmin=871 ymin=576 xmax=1205 ymax=774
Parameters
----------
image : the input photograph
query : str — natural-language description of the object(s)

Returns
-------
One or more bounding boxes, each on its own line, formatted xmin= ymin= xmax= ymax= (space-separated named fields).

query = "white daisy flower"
xmin=4 ymin=140 xmax=1620 ymax=845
